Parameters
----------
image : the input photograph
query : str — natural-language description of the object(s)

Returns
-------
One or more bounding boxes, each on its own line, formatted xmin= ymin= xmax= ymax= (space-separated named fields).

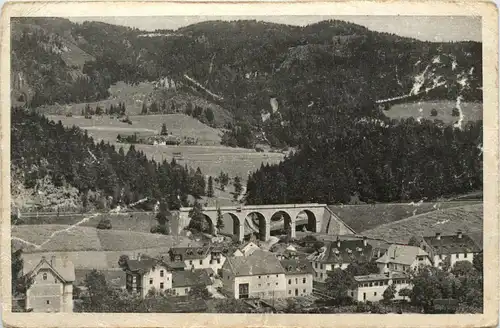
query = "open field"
xmin=46 ymin=114 xmax=285 ymax=178
xmin=20 ymin=212 xmax=158 ymax=233
xmin=47 ymin=114 xmax=223 ymax=145
xmin=12 ymin=224 xmax=194 ymax=252
xmin=329 ymin=200 xmax=483 ymax=233
xmin=38 ymin=81 xmax=156 ymax=115
xmin=384 ymin=100 xmax=482 ymax=123
xmin=361 ymin=204 xmax=483 ymax=244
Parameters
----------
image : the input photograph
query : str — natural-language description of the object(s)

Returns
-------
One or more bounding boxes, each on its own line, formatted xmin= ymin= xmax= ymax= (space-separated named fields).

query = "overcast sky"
xmin=68 ymin=16 xmax=481 ymax=42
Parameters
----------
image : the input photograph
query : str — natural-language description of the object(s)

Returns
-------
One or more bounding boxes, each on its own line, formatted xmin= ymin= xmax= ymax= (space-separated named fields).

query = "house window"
xmin=150 ymin=279 xmax=153 ymax=285
xmin=456 ymin=254 xmax=459 ymax=259
xmin=160 ymin=270 xmax=164 ymax=277
xmin=276 ymin=283 xmax=278 ymax=286
xmin=43 ymin=273 xmax=47 ymax=281
xmin=288 ymin=279 xmax=291 ymax=285
xmin=185 ymin=288 xmax=188 ymax=294
xmin=160 ymin=283 xmax=164 ymax=289
xmin=363 ymin=293 xmax=366 ymax=301
xmin=189 ymin=260 xmax=193 ymax=265
xmin=303 ymin=278 xmax=306 ymax=284
xmin=465 ymin=253 xmax=468 ymax=258
xmin=350 ymin=291 xmax=354 ymax=297
xmin=320 ymin=273 xmax=323 ymax=279
xmin=320 ymin=264 xmax=324 ymax=270
xmin=200 ymin=260 xmax=203 ymax=265
xmin=315 ymin=263 xmax=318 ymax=269
xmin=46 ymin=300 xmax=50 ymax=305
xmin=288 ymin=290 xmax=291 ymax=295
xmin=374 ymin=292 xmax=377 ymax=296
xmin=295 ymin=278 xmax=298 ymax=284
xmin=303 ymin=289 xmax=306 ymax=293
xmin=276 ymin=275 xmax=278 ymax=277
xmin=267 ymin=275 xmax=270 ymax=278
xmin=258 ymin=275 xmax=261 ymax=279
xmin=217 ymin=259 xmax=221 ymax=264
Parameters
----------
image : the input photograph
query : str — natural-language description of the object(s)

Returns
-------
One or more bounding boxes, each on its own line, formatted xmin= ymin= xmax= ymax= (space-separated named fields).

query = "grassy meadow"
xmin=47 ymin=113 xmax=285 ymax=179
xmin=384 ymin=100 xmax=482 ymax=123
xmin=12 ymin=224 xmax=195 ymax=252
xmin=361 ymin=204 xmax=483 ymax=244
xmin=329 ymin=200 xmax=482 ymax=233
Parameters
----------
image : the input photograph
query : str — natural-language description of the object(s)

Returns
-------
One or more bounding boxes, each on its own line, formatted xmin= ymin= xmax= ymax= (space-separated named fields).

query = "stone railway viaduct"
xmin=174 ymin=203 xmax=355 ymax=242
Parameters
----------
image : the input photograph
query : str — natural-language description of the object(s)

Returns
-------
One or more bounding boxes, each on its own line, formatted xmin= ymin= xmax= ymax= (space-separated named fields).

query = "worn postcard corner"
xmin=0 ymin=1 xmax=498 ymax=328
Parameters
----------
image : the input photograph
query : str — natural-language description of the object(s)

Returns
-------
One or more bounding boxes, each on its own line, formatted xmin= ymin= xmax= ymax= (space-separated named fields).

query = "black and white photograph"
xmin=2 ymin=2 xmax=498 ymax=326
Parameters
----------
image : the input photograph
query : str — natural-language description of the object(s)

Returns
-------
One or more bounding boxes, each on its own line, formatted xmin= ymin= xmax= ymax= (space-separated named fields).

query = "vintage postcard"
xmin=0 ymin=1 xmax=498 ymax=327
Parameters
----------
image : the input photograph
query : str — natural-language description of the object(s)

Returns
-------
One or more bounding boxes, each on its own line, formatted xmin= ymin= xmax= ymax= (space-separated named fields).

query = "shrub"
xmin=430 ymin=108 xmax=438 ymax=116
xmin=97 ymin=218 xmax=112 ymax=230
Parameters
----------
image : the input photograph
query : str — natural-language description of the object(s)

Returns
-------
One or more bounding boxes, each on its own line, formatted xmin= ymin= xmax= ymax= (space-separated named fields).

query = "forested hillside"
xmin=246 ymin=116 xmax=483 ymax=204
xmin=11 ymin=108 xmax=207 ymax=211
xmin=12 ymin=18 xmax=482 ymax=149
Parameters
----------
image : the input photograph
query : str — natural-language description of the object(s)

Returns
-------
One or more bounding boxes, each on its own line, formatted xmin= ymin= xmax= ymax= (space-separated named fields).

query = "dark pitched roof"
xmin=169 ymin=247 xmax=211 ymax=260
xmin=354 ymin=272 xmax=408 ymax=282
xmin=423 ymin=233 xmax=481 ymax=255
xmin=126 ymin=256 xmax=168 ymax=274
xmin=224 ymin=250 xmax=285 ymax=276
xmin=280 ymin=259 xmax=314 ymax=275
xmin=24 ymin=256 xmax=75 ymax=282
xmin=172 ymin=269 xmax=212 ymax=288
xmin=307 ymin=239 xmax=373 ymax=264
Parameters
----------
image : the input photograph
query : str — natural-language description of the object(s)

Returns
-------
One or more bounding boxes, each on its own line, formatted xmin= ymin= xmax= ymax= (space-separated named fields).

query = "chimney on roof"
xmin=457 ymin=231 xmax=463 ymax=239
xmin=363 ymin=236 xmax=367 ymax=247
xmin=436 ymin=232 xmax=441 ymax=240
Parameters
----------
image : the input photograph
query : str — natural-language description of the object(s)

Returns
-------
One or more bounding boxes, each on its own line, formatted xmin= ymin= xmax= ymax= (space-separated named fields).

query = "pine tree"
xmin=216 ymin=206 xmax=224 ymax=234
xmin=233 ymin=176 xmax=243 ymax=200
xmin=207 ymin=176 xmax=214 ymax=197
xmin=160 ymin=123 xmax=168 ymax=136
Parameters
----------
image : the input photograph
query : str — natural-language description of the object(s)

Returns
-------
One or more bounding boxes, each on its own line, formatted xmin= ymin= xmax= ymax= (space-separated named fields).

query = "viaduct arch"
xmin=177 ymin=203 xmax=355 ymax=242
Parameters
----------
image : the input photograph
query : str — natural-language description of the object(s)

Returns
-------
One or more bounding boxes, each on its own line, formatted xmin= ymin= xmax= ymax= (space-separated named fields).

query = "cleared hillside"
xmin=362 ymin=204 xmax=483 ymax=244
xmin=329 ymin=200 xmax=482 ymax=233
xmin=12 ymin=224 xmax=194 ymax=252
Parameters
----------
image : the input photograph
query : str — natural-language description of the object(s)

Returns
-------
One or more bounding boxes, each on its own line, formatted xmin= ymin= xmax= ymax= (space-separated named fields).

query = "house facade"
xmin=307 ymin=237 xmax=373 ymax=283
xmin=171 ymin=269 xmax=212 ymax=296
xmin=420 ymin=231 xmax=481 ymax=269
xmin=24 ymin=256 xmax=75 ymax=313
xmin=376 ymin=244 xmax=431 ymax=273
xmin=350 ymin=272 xmax=411 ymax=303
xmin=125 ymin=256 xmax=172 ymax=298
xmin=281 ymin=259 xmax=314 ymax=297
xmin=168 ymin=246 xmax=226 ymax=274
xmin=221 ymin=250 xmax=287 ymax=299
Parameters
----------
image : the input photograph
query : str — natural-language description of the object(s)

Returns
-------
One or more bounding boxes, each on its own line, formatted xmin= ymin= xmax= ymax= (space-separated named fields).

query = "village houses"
xmin=420 ymin=231 xmax=481 ymax=269
xmin=124 ymin=255 xmax=172 ymax=298
xmin=307 ymin=237 xmax=373 ymax=283
xmin=171 ymin=269 xmax=213 ymax=296
xmin=281 ymin=258 xmax=314 ymax=297
xmin=349 ymin=271 xmax=411 ymax=303
xmin=168 ymin=246 xmax=227 ymax=274
xmin=124 ymin=254 xmax=214 ymax=297
xmin=24 ymin=256 xmax=75 ymax=313
xmin=376 ymin=244 xmax=431 ymax=273
xmin=221 ymin=248 xmax=314 ymax=300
